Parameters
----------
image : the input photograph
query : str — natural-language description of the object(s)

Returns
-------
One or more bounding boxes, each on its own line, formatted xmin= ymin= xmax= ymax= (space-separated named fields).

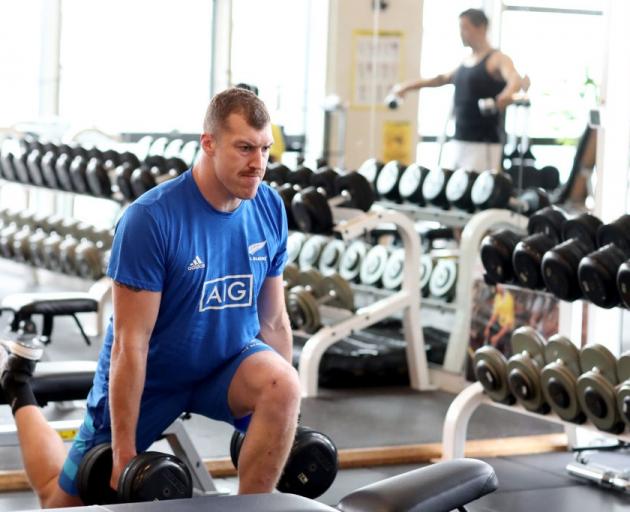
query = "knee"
xmin=259 ymin=364 xmax=301 ymax=411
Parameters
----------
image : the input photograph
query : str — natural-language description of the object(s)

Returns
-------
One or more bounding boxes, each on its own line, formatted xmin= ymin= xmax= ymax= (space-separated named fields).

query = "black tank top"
xmin=453 ymin=50 xmax=507 ymax=143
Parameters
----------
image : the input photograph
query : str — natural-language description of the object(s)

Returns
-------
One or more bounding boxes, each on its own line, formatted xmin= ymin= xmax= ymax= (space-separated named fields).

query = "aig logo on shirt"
xmin=199 ymin=275 xmax=253 ymax=311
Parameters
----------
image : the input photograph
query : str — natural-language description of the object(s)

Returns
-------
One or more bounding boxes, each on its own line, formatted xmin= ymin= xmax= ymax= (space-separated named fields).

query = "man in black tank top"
xmin=390 ymin=8 xmax=524 ymax=171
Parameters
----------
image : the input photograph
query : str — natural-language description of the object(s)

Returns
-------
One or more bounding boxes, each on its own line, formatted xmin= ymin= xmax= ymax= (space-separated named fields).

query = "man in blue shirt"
xmin=0 ymin=87 xmax=300 ymax=507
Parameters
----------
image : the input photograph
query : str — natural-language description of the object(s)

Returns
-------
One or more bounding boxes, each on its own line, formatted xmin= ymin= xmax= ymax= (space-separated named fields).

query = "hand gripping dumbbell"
xmin=542 ymin=212 xmax=601 ymax=301
xmin=540 ymin=335 xmax=586 ymax=423
xmin=615 ymin=352 xmax=630 ymax=429
xmin=512 ymin=206 xmax=569 ymax=289
xmin=338 ymin=240 xmax=370 ymax=283
xmin=474 ymin=345 xmax=515 ymax=405
xmin=357 ymin=158 xmax=385 ymax=198
xmin=77 ymin=443 xmax=192 ymax=505
xmin=230 ymin=424 xmax=338 ymax=499
xmin=397 ymin=163 xmax=430 ymax=206
xmin=291 ymin=173 xmax=375 ymax=234
xmin=375 ymin=160 xmax=406 ymax=202
xmin=422 ymin=168 xmax=454 ymax=209
xmin=298 ymin=235 xmax=328 ymax=270
xmin=318 ymin=239 xmax=346 ymax=277
xmin=359 ymin=245 xmax=389 ymax=287
xmin=445 ymin=168 xmax=479 ymax=212
xmin=470 ymin=170 xmax=550 ymax=215
xmin=287 ymin=272 xmax=355 ymax=333
xmin=574 ymin=214 xmax=630 ymax=309
xmin=506 ymin=327 xmax=550 ymax=414
xmin=429 ymin=258 xmax=458 ymax=301
xmin=287 ymin=231 xmax=307 ymax=264
xmin=480 ymin=229 xmax=523 ymax=284
xmin=576 ymin=345 xmax=624 ymax=433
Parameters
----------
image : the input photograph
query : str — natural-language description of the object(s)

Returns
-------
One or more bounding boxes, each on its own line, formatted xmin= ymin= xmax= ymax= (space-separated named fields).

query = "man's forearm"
xmin=399 ymin=74 xmax=449 ymax=94
xmin=259 ymin=312 xmax=293 ymax=363
xmin=109 ymin=342 xmax=148 ymax=457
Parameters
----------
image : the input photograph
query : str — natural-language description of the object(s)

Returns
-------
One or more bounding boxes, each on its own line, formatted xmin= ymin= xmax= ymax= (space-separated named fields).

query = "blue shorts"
xmin=59 ymin=341 xmax=271 ymax=496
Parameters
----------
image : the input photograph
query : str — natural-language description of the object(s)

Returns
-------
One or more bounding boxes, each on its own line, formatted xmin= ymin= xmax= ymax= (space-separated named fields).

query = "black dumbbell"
xmin=230 ymin=425 xmax=338 ymax=499
xmin=298 ymin=235 xmax=328 ymax=270
xmin=506 ymin=327 xmax=550 ymax=414
xmin=75 ymin=239 xmax=106 ymax=280
xmin=42 ymin=232 xmax=65 ymax=271
xmin=419 ymin=254 xmax=433 ymax=297
xmin=359 ymin=245 xmax=389 ymax=287
xmin=0 ymin=138 xmax=19 ymax=181
xmin=291 ymin=173 xmax=374 ymax=234
xmin=26 ymin=144 xmax=51 ymax=187
xmin=428 ymin=258 xmax=458 ymax=301
xmin=338 ymin=240 xmax=370 ymax=283
xmin=130 ymin=157 xmax=188 ymax=198
xmin=0 ymin=223 xmax=21 ymax=259
xmin=40 ymin=144 xmax=73 ymax=189
xmin=540 ymin=335 xmax=586 ymax=423
xmin=264 ymin=162 xmax=291 ymax=185
xmin=422 ymin=168 xmax=453 ymax=209
xmin=28 ymin=230 xmax=49 ymax=269
xmin=576 ymin=345 xmax=624 ymax=434
xmin=287 ymin=232 xmax=307 ymax=264
xmin=471 ymin=171 xmax=549 ymax=215
xmin=87 ymin=151 xmax=141 ymax=199
xmin=310 ymin=167 xmax=342 ymax=198
xmin=480 ymin=229 xmax=523 ymax=284
xmin=375 ymin=160 xmax=406 ymax=202
xmin=357 ymin=158 xmax=385 ymax=196
xmin=318 ymin=239 xmax=346 ymax=277
xmin=511 ymin=208 xmax=569 ymax=289
xmin=382 ymin=248 xmax=405 ymax=290
xmin=542 ymin=213 xmax=601 ymax=301
xmin=285 ymin=165 xmax=314 ymax=188
xmin=397 ymin=163 xmax=430 ymax=206
xmin=11 ymin=225 xmax=33 ymax=263
xmin=445 ymin=168 xmax=479 ymax=212
xmin=77 ymin=443 xmax=192 ymax=505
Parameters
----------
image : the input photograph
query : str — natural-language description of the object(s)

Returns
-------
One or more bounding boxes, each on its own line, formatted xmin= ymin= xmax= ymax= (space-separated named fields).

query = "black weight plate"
xmin=398 ymin=163 xmax=430 ymax=205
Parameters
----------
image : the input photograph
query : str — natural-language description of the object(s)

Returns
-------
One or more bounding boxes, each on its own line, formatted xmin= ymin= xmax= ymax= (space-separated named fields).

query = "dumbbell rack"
xmin=298 ymin=206 xmax=431 ymax=397
xmin=374 ymin=202 xmax=529 ymax=373
xmin=441 ymin=381 xmax=630 ymax=460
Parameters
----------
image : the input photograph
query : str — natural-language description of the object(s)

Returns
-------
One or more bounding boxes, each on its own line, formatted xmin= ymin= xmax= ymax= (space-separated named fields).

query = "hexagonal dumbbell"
xmin=86 ymin=150 xmax=141 ymax=199
xmin=541 ymin=335 xmax=585 ymax=423
xmin=506 ymin=327 xmax=549 ymax=414
xmin=287 ymin=271 xmax=355 ymax=334
xmin=576 ymin=345 xmax=624 ymax=434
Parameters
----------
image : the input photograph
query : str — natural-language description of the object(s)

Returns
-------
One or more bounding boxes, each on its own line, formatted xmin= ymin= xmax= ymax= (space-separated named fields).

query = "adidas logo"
xmin=187 ymin=256 xmax=206 ymax=271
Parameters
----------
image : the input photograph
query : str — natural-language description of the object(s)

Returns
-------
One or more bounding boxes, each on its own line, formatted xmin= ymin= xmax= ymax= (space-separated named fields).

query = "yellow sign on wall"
xmin=382 ymin=121 xmax=412 ymax=164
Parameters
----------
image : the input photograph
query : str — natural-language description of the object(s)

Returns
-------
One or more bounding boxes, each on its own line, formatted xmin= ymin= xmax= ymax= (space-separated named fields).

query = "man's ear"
xmin=200 ymin=133 xmax=216 ymax=156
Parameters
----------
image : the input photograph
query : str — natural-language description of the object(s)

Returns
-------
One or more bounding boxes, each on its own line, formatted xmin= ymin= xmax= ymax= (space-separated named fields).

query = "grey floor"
xmin=0 ymin=262 xmax=628 ymax=511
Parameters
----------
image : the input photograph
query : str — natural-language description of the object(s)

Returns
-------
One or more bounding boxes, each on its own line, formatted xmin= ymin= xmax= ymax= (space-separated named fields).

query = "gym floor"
xmin=0 ymin=262 xmax=628 ymax=511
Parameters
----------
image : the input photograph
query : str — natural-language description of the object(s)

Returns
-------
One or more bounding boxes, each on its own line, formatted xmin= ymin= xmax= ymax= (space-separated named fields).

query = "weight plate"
xmin=510 ymin=326 xmax=546 ymax=367
xmin=419 ymin=254 xmax=433 ymax=297
xmin=295 ymin=269 xmax=325 ymax=296
xmin=359 ymin=245 xmax=389 ymax=286
xmin=474 ymin=346 xmax=514 ymax=404
xmin=544 ymin=335 xmax=581 ymax=377
xmin=577 ymin=371 xmax=622 ymax=433
xmin=357 ymin=158 xmax=384 ymax=187
xmin=429 ymin=259 xmax=457 ymax=300
xmin=618 ymin=352 xmax=630 ymax=382
xmin=376 ymin=160 xmax=403 ymax=200
xmin=617 ymin=382 xmax=630 ymax=427
xmin=507 ymin=355 xmax=549 ymax=413
xmin=445 ymin=168 xmax=478 ymax=211
xmin=339 ymin=241 xmax=369 ymax=282
xmin=288 ymin=287 xmax=321 ymax=334
xmin=541 ymin=363 xmax=584 ymax=422
xmin=398 ymin=163 xmax=429 ymax=205
xmin=579 ymin=345 xmax=618 ymax=385
xmin=287 ymin=232 xmax=307 ymax=264
xmin=298 ymin=235 xmax=327 ymax=270
xmin=321 ymin=274 xmax=355 ymax=310
xmin=318 ymin=240 xmax=346 ymax=277
xmin=283 ymin=264 xmax=300 ymax=289
xmin=382 ymin=248 xmax=405 ymax=290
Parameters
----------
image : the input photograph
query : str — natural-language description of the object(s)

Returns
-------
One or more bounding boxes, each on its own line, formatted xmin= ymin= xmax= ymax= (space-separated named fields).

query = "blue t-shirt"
xmin=88 ymin=171 xmax=288 ymax=406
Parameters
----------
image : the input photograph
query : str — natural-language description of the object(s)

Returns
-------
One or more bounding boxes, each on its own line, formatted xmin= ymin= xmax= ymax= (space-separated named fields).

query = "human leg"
xmin=190 ymin=343 xmax=301 ymax=494
xmin=0 ymin=338 xmax=82 ymax=508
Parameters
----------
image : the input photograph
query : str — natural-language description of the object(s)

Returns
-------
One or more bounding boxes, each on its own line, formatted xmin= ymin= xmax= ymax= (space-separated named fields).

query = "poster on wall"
xmin=465 ymin=280 xmax=560 ymax=381
xmin=352 ymin=30 xmax=403 ymax=108
xmin=382 ymin=121 xmax=413 ymax=163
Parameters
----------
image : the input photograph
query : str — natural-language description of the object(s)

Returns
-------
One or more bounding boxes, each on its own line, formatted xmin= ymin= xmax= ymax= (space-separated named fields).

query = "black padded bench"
xmin=0 ymin=292 xmax=99 ymax=345
xmin=0 ymin=360 xmax=96 ymax=407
